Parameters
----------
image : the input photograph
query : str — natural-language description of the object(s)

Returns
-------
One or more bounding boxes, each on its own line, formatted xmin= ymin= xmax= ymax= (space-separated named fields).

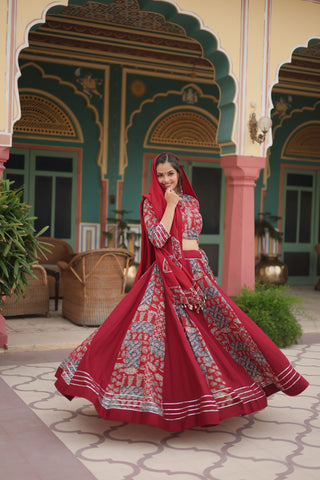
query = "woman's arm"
xmin=143 ymin=199 xmax=169 ymax=248
xmin=160 ymin=188 xmax=180 ymax=233
xmin=143 ymin=189 xmax=180 ymax=248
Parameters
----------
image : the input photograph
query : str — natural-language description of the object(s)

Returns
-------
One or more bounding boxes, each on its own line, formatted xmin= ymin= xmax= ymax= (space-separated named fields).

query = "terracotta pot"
xmin=255 ymin=253 xmax=288 ymax=285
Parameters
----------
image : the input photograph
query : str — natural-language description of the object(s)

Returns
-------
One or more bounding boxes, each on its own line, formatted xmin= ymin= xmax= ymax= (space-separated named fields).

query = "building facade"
xmin=0 ymin=0 xmax=319 ymax=297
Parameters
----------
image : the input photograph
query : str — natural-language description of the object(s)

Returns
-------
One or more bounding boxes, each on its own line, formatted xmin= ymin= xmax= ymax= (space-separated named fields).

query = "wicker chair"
xmin=58 ymin=248 xmax=134 ymax=326
xmin=36 ymin=237 xmax=74 ymax=300
xmin=2 ymin=264 xmax=49 ymax=317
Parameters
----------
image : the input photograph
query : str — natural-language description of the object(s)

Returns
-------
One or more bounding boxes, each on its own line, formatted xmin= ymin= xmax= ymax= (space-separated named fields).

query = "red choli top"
xmin=143 ymin=194 xmax=202 ymax=248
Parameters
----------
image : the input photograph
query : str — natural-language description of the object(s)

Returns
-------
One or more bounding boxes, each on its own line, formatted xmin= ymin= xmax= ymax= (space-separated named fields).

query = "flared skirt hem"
xmin=55 ymin=368 xmax=269 ymax=432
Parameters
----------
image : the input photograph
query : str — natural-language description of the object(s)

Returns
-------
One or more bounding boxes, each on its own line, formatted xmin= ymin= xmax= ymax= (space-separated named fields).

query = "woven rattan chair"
xmin=2 ymin=264 xmax=49 ymax=317
xmin=58 ymin=248 xmax=134 ymax=326
xmin=36 ymin=236 xmax=74 ymax=302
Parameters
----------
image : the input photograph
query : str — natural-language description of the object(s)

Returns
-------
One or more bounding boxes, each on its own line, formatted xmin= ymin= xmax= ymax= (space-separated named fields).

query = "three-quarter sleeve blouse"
xmin=143 ymin=194 xmax=203 ymax=248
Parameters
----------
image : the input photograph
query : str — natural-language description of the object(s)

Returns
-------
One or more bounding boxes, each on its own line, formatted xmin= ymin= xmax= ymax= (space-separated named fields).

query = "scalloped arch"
xmin=272 ymin=100 xmax=320 ymax=157
xmin=125 ymin=85 xmax=220 ymax=175
xmin=262 ymin=101 xmax=320 ymax=190
xmin=139 ymin=0 xmax=235 ymax=147
xmin=16 ymin=61 xmax=106 ymax=176
xmin=48 ymin=0 xmax=235 ymax=148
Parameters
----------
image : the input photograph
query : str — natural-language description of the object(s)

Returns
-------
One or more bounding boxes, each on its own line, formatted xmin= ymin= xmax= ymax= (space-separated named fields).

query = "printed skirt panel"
xmin=55 ymin=251 xmax=308 ymax=431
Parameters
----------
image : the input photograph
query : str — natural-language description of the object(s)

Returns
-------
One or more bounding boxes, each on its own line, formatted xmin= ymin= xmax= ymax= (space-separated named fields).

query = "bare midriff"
xmin=182 ymin=238 xmax=199 ymax=251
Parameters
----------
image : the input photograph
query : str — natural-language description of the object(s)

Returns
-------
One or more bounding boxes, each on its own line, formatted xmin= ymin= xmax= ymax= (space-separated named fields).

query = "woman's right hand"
xmin=164 ymin=187 xmax=180 ymax=207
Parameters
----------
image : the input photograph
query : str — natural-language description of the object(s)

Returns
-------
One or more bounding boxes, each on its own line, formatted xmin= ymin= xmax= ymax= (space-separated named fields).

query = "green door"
xmin=146 ymin=158 xmax=225 ymax=284
xmin=4 ymin=147 xmax=78 ymax=249
xmin=281 ymin=169 xmax=320 ymax=285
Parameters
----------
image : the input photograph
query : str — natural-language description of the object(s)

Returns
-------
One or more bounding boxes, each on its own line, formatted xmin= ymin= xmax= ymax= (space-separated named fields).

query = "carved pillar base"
xmin=220 ymin=155 xmax=265 ymax=296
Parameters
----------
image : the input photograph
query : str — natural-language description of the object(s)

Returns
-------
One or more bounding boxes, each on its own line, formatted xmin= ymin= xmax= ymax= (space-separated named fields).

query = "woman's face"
xmin=156 ymin=161 xmax=179 ymax=193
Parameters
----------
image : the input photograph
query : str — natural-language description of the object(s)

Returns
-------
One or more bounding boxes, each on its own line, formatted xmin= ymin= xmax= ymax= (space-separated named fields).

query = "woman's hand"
xmin=164 ymin=187 xmax=180 ymax=207
xmin=160 ymin=188 xmax=180 ymax=234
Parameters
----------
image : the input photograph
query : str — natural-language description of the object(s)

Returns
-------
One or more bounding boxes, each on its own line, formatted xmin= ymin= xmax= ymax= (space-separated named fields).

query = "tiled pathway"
xmin=1 ymin=344 xmax=319 ymax=480
xmin=1 ymin=288 xmax=320 ymax=480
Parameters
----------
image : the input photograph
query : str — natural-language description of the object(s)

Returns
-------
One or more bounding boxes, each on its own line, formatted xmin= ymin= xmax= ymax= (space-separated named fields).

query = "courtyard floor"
xmin=0 ymin=286 xmax=319 ymax=480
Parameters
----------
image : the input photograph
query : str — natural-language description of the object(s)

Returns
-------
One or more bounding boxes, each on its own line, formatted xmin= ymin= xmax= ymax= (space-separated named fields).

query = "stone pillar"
xmin=220 ymin=155 xmax=265 ymax=296
xmin=0 ymin=146 xmax=10 ymax=348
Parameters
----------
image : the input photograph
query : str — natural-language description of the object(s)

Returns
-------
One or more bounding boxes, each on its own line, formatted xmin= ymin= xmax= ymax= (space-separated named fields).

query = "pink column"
xmin=0 ymin=146 xmax=10 ymax=348
xmin=220 ymin=155 xmax=265 ymax=296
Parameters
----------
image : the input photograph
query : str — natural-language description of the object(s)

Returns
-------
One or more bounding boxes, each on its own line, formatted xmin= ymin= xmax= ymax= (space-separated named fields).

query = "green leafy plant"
xmin=255 ymin=211 xmax=283 ymax=244
xmin=233 ymin=282 xmax=303 ymax=348
xmin=0 ymin=178 xmax=49 ymax=307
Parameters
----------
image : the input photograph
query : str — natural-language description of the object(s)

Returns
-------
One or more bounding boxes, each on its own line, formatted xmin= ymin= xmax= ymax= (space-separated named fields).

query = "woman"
xmin=55 ymin=152 xmax=308 ymax=432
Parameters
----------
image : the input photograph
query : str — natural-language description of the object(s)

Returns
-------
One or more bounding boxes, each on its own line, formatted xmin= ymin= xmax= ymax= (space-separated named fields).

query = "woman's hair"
xmin=155 ymin=152 xmax=183 ymax=193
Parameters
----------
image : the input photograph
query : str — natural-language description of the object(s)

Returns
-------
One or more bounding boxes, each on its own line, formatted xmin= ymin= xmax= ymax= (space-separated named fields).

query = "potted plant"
xmin=0 ymin=177 xmax=48 ymax=347
xmin=103 ymin=209 xmax=140 ymax=251
xmin=254 ymin=212 xmax=287 ymax=285
xmin=255 ymin=211 xmax=283 ymax=251
xmin=103 ymin=209 xmax=141 ymax=291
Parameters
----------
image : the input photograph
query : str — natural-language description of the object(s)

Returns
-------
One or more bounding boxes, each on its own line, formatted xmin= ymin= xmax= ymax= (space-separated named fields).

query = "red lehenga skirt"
xmin=55 ymin=250 xmax=308 ymax=432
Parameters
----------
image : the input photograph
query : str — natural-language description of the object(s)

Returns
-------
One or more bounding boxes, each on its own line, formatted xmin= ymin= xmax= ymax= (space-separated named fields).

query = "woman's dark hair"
xmin=155 ymin=152 xmax=183 ymax=193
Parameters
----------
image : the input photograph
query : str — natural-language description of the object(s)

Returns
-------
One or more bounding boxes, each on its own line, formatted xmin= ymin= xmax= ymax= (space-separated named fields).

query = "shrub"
xmin=0 ymin=178 xmax=48 ymax=307
xmin=233 ymin=282 xmax=303 ymax=348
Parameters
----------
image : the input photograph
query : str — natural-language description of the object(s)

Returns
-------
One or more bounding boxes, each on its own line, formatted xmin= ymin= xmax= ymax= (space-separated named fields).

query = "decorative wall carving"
xmin=284 ymin=124 xmax=320 ymax=159
xmin=150 ymin=111 xmax=218 ymax=149
xmin=14 ymin=94 xmax=76 ymax=138
xmin=59 ymin=0 xmax=186 ymax=35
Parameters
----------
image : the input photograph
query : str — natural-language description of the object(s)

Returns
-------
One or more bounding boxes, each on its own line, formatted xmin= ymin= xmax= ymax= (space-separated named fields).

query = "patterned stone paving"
xmin=1 ymin=342 xmax=319 ymax=480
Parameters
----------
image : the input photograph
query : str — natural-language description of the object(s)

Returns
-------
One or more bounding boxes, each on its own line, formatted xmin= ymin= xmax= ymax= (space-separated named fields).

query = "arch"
xmin=272 ymin=100 xmax=320 ymax=149
xmin=283 ymin=122 xmax=320 ymax=161
xmin=270 ymin=37 xmax=320 ymax=119
xmin=125 ymin=83 xmax=220 ymax=175
xmin=17 ymin=61 xmax=105 ymax=176
xmin=260 ymin=100 xmax=320 ymax=213
xmin=262 ymin=39 xmax=320 ymax=188
xmin=145 ymin=108 xmax=219 ymax=151
xmin=138 ymin=0 xmax=235 ymax=148
xmin=14 ymin=0 xmax=235 ymax=152
xmin=14 ymin=91 xmax=83 ymax=142
xmin=12 ymin=1 xmax=68 ymax=127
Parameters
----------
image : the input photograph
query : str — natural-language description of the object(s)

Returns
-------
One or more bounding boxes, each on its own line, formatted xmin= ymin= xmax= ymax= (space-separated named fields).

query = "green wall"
xmin=255 ymin=93 xmax=320 ymax=222
xmin=15 ymin=59 xmax=222 ymax=226
xmin=15 ymin=59 xmax=102 ymax=223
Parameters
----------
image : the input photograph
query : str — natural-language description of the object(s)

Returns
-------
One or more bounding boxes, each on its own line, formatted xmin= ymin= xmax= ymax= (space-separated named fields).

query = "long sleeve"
xmin=143 ymin=198 xmax=170 ymax=248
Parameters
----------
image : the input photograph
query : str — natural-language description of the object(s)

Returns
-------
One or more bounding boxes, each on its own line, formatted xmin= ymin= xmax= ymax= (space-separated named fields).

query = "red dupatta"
xmin=135 ymin=154 xmax=205 ymax=312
